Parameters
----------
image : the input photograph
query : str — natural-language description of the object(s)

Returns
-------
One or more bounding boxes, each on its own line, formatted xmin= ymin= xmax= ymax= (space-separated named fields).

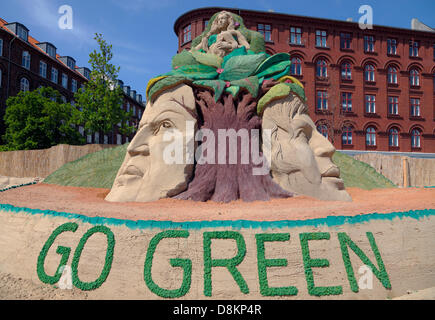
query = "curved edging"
xmin=0 ymin=203 xmax=434 ymax=231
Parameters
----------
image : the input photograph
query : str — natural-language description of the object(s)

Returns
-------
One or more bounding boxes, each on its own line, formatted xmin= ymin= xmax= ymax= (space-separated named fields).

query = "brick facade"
xmin=174 ymin=7 xmax=435 ymax=153
xmin=0 ymin=18 xmax=145 ymax=145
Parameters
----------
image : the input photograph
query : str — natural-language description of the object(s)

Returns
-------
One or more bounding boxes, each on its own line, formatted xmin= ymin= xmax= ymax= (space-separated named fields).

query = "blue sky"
xmin=2 ymin=0 xmax=434 ymax=98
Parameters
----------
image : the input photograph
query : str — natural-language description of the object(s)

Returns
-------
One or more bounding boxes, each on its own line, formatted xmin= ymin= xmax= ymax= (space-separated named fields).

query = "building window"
xmin=20 ymin=77 xmax=30 ymax=92
xmin=95 ymin=132 xmax=100 ymax=144
xmin=389 ymin=128 xmax=399 ymax=147
xmin=290 ymin=57 xmax=302 ymax=75
xmin=0 ymin=69 xmax=2 ymax=88
xmin=388 ymin=96 xmax=399 ymax=115
xmin=67 ymin=59 xmax=75 ymax=69
xmin=364 ymin=35 xmax=375 ymax=52
xmin=340 ymin=33 xmax=352 ymax=49
xmin=290 ymin=27 xmax=302 ymax=44
xmin=204 ymin=20 xmax=209 ymax=29
xmin=315 ymin=30 xmax=327 ymax=47
xmin=62 ymin=73 xmax=68 ymax=89
xmin=104 ymin=135 xmax=108 ymax=144
xmin=341 ymin=62 xmax=352 ymax=80
xmin=182 ymin=25 xmax=191 ymax=43
xmin=17 ymin=25 xmax=28 ymax=41
xmin=388 ymin=66 xmax=398 ymax=84
xmin=126 ymin=102 xmax=130 ymax=112
xmin=366 ymin=127 xmax=376 ymax=146
xmin=258 ymin=24 xmax=272 ymax=42
xmin=410 ymin=69 xmax=420 ymax=86
xmin=78 ymin=126 xmax=84 ymax=136
xmin=410 ymin=98 xmax=420 ymax=117
xmin=39 ymin=61 xmax=47 ymax=78
xmin=316 ymin=91 xmax=328 ymax=110
xmin=341 ymin=92 xmax=352 ymax=112
xmin=364 ymin=64 xmax=375 ymax=82
xmin=409 ymin=41 xmax=419 ymax=57
xmin=51 ymin=67 xmax=58 ymax=83
xmin=0 ymin=38 xmax=3 ymax=56
xmin=411 ymin=129 xmax=421 ymax=148
xmin=317 ymin=124 xmax=328 ymax=138
xmin=47 ymin=44 xmax=56 ymax=58
xmin=387 ymin=38 xmax=397 ymax=55
xmin=117 ymin=134 xmax=122 ymax=145
xmin=316 ymin=59 xmax=327 ymax=77
xmin=138 ymin=109 xmax=142 ymax=119
xmin=22 ymin=51 xmax=31 ymax=69
xmin=365 ymin=95 xmax=376 ymax=113
xmin=342 ymin=126 xmax=353 ymax=145
xmin=72 ymin=79 xmax=77 ymax=93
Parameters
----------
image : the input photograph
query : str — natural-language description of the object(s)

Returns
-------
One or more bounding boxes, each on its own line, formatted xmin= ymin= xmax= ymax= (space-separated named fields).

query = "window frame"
xmin=22 ymin=51 xmax=31 ymax=69
xmin=366 ymin=127 xmax=377 ymax=146
xmin=365 ymin=94 xmax=376 ymax=113
xmin=317 ymin=124 xmax=328 ymax=138
xmin=342 ymin=126 xmax=353 ymax=145
xmin=258 ymin=24 xmax=272 ymax=42
xmin=20 ymin=77 xmax=30 ymax=92
xmin=410 ymin=98 xmax=421 ymax=117
xmin=290 ymin=27 xmax=302 ymax=45
xmin=341 ymin=92 xmax=352 ymax=112
xmin=316 ymin=59 xmax=328 ymax=78
xmin=387 ymin=66 xmax=398 ymax=84
xmin=340 ymin=32 xmax=352 ymax=50
xmin=388 ymin=96 xmax=399 ymax=115
xmin=290 ymin=57 xmax=302 ymax=75
xmin=364 ymin=64 xmax=375 ymax=82
xmin=316 ymin=90 xmax=328 ymax=110
xmin=315 ymin=30 xmax=327 ymax=47
xmin=409 ymin=41 xmax=419 ymax=57
xmin=411 ymin=129 xmax=421 ymax=148
xmin=341 ymin=62 xmax=352 ymax=80
xmin=410 ymin=69 xmax=420 ymax=86
xmin=182 ymin=24 xmax=191 ymax=44
xmin=389 ymin=128 xmax=399 ymax=147
xmin=39 ymin=61 xmax=47 ymax=78
xmin=62 ymin=73 xmax=68 ymax=89
xmin=364 ymin=35 xmax=375 ymax=52
xmin=387 ymin=38 xmax=397 ymax=55
xmin=51 ymin=67 xmax=58 ymax=83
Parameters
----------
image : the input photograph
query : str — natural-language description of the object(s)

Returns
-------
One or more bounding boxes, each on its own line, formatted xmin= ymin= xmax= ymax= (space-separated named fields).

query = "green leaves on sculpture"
xmin=2 ymin=87 xmax=84 ymax=151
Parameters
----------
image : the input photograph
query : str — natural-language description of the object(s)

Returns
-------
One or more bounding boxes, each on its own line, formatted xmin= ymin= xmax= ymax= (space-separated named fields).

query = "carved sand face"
xmin=105 ymin=84 xmax=197 ymax=202
xmin=262 ymin=95 xmax=351 ymax=201
xmin=216 ymin=13 xmax=230 ymax=30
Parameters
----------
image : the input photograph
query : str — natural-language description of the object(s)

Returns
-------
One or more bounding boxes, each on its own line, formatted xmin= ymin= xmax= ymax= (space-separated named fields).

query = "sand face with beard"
xmin=262 ymin=94 xmax=352 ymax=201
xmin=105 ymin=84 xmax=197 ymax=202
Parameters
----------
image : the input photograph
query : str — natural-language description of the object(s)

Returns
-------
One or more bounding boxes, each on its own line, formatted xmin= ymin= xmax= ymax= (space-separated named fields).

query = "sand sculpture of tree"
xmin=145 ymin=11 xmax=306 ymax=202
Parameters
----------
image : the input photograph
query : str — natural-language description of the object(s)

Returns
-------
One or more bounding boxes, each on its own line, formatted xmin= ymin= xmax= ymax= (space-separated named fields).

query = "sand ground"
xmin=0 ymin=183 xmax=434 ymax=222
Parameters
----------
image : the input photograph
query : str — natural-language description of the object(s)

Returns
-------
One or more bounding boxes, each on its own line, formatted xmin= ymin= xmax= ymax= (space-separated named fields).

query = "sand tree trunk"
xmin=175 ymin=87 xmax=291 ymax=202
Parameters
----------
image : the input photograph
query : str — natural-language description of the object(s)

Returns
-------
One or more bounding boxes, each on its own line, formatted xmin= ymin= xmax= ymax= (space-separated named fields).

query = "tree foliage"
xmin=1 ymin=87 xmax=84 ymax=151
xmin=74 ymin=33 xmax=134 ymax=139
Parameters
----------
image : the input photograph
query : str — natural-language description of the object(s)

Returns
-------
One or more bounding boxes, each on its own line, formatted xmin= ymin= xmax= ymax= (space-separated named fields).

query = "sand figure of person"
xmin=194 ymin=11 xmax=250 ymax=57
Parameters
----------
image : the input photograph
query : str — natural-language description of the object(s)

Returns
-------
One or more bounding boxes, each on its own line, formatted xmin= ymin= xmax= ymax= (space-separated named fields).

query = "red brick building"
xmin=174 ymin=7 xmax=435 ymax=153
xmin=0 ymin=18 xmax=145 ymax=145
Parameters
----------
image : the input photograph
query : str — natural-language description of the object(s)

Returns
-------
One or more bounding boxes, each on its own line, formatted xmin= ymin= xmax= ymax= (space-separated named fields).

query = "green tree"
xmin=1 ymin=87 xmax=84 ymax=151
xmin=74 ymin=33 xmax=134 ymax=142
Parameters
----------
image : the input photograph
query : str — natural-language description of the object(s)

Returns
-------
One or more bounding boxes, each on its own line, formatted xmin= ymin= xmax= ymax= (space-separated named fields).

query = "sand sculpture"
xmin=106 ymin=10 xmax=351 ymax=203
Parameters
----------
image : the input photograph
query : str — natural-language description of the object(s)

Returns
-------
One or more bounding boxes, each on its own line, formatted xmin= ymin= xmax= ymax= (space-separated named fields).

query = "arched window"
xmin=341 ymin=62 xmax=352 ymax=80
xmin=20 ymin=77 xmax=30 ymax=92
xmin=410 ymin=69 xmax=420 ymax=86
xmin=342 ymin=126 xmax=353 ymax=145
xmin=387 ymin=66 xmax=398 ymax=84
xmin=22 ymin=51 xmax=31 ymax=69
xmin=316 ymin=124 xmax=328 ymax=138
xmin=388 ymin=128 xmax=399 ymax=147
xmin=364 ymin=64 xmax=375 ymax=82
xmin=411 ymin=129 xmax=421 ymax=148
xmin=290 ymin=57 xmax=302 ymax=75
xmin=366 ymin=127 xmax=376 ymax=146
xmin=316 ymin=59 xmax=327 ymax=77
